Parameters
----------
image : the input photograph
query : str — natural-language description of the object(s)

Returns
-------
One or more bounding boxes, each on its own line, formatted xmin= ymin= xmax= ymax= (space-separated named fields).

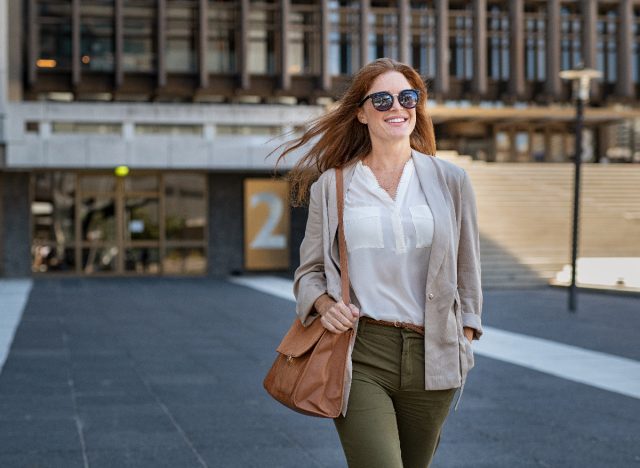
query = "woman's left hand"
xmin=463 ymin=327 xmax=474 ymax=343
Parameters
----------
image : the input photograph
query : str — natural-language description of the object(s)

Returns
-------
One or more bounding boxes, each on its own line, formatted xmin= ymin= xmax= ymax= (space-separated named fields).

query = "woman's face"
xmin=357 ymin=71 xmax=417 ymax=144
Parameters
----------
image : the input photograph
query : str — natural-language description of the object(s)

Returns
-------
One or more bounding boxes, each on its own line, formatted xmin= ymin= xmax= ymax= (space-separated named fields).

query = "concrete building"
xmin=1 ymin=0 xmax=639 ymax=278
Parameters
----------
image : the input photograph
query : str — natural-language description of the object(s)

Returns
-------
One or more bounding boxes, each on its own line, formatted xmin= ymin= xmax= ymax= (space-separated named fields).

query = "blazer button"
xmin=428 ymin=293 xmax=434 ymax=300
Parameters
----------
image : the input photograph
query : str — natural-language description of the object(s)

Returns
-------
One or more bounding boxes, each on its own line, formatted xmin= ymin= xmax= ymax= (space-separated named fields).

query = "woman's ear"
xmin=357 ymin=110 xmax=367 ymax=125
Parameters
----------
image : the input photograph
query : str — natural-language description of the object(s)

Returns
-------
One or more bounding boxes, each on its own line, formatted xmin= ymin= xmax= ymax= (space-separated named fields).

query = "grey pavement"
xmin=0 ymin=278 xmax=639 ymax=468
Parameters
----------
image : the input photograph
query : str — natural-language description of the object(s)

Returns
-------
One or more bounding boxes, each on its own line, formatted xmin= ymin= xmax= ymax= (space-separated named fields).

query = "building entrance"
xmin=32 ymin=172 xmax=207 ymax=275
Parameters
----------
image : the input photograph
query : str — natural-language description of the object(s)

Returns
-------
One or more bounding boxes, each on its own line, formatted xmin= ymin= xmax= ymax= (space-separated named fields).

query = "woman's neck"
xmin=363 ymin=140 xmax=412 ymax=170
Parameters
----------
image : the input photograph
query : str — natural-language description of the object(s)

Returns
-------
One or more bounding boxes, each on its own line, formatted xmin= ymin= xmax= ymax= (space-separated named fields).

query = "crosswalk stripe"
xmin=230 ymin=275 xmax=640 ymax=400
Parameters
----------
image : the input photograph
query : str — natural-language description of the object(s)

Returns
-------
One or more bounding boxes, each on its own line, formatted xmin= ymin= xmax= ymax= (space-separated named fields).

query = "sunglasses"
xmin=358 ymin=89 xmax=420 ymax=111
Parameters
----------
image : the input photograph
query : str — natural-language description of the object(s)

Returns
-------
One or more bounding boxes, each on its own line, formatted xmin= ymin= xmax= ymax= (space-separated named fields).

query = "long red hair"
xmin=276 ymin=58 xmax=436 ymax=206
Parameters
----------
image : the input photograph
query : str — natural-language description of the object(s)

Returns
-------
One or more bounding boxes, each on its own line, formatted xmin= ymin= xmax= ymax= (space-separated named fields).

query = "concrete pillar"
xmin=280 ymin=0 xmax=290 ymax=90
xmin=27 ymin=0 xmax=37 ymax=87
xmin=199 ymin=0 xmax=209 ymax=89
xmin=1 ymin=173 xmax=31 ymax=277
xmin=398 ymin=0 xmax=410 ymax=64
xmin=508 ymin=0 xmax=525 ymax=98
xmin=208 ymin=173 xmax=244 ymax=276
xmin=472 ymin=0 xmax=487 ymax=96
xmin=7 ymin=0 xmax=23 ymax=101
xmin=435 ymin=0 xmax=449 ymax=97
xmin=545 ymin=0 xmax=561 ymax=99
xmin=320 ymin=0 xmax=330 ymax=90
xmin=72 ymin=0 xmax=80 ymax=87
xmin=581 ymin=0 xmax=597 ymax=69
xmin=115 ymin=0 xmax=124 ymax=88
xmin=239 ymin=0 xmax=250 ymax=89
xmin=360 ymin=0 xmax=370 ymax=67
xmin=158 ymin=0 xmax=167 ymax=88
xmin=617 ymin=0 xmax=633 ymax=99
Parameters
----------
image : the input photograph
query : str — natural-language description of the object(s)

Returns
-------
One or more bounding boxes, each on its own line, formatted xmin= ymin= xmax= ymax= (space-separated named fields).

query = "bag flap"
xmin=276 ymin=318 xmax=326 ymax=358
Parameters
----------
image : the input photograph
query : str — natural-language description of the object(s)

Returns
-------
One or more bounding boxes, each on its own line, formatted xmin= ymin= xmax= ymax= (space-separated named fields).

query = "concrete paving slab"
xmin=0 ymin=277 xmax=638 ymax=467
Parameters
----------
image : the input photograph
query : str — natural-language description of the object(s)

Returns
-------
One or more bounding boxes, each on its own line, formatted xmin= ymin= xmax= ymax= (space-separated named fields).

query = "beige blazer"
xmin=293 ymin=149 xmax=483 ymax=414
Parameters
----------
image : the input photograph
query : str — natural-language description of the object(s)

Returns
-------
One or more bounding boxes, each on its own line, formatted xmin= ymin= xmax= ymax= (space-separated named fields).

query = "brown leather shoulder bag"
xmin=263 ymin=168 xmax=352 ymax=418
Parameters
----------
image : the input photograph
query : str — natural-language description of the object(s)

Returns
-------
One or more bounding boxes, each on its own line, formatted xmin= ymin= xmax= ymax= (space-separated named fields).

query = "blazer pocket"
xmin=409 ymin=204 xmax=434 ymax=248
xmin=344 ymin=206 xmax=384 ymax=252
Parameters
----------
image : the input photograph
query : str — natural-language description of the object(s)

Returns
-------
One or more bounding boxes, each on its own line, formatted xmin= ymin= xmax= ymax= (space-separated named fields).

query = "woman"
xmin=278 ymin=58 xmax=483 ymax=468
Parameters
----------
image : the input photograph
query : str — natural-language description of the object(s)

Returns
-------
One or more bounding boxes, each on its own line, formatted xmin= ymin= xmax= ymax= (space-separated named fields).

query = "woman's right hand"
xmin=314 ymin=295 xmax=359 ymax=334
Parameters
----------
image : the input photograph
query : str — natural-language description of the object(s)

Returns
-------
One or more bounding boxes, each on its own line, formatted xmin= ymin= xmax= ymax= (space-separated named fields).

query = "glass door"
xmin=78 ymin=175 xmax=119 ymax=274
xmin=77 ymin=173 xmax=161 ymax=275
xmin=123 ymin=175 xmax=161 ymax=274
xmin=34 ymin=171 xmax=207 ymax=276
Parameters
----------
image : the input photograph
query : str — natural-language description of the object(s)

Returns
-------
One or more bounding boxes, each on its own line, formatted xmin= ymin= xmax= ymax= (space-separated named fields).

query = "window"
xmin=52 ymin=122 xmax=122 ymax=134
xmin=289 ymin=0 xmax=321 ymax=75
xmin=123 ymin=0 xmax=157 ymax=72
xmin=31 ymin=173 xmax=76 ymax=273
xmin=38 ymin=0 xmax=72 ymax=71
xmin=410 ymin=1 xmax=436 ymax=79
xmin=525 ymin=7 xmax=545 ymax=81
xmin=164 ymin=174 xmax=207 ymax=275
xmin=487 ymin=4 xmax=509 ymax=80
xmin=329 ymin=0 xmax=360 ymax=75
xmin=248 ymin=0 xmax=278 ymax=74
xmin=166 ymin=0 xmax=198 ymax=73
xmin=561 ymin=6 xmax=582 ymax=71
xmin=597 ymin=9 xmax=617 ymax=84
xmin=450 ymin=6 xmax=473 ymax=80
xmin=208 ymin=0 xmax=238 ymax=73
xmin=80 ymin=0 xmax=115 ymax=72
xmin=369 ymin=0 xmax=399 ymax=62
xmin=32 ymin=172 xmax=208 ymax=276
xmin=135 ymin=124 xmax=203 ymax=136
xmin=216 ymin=125 xmax=282 ymax=136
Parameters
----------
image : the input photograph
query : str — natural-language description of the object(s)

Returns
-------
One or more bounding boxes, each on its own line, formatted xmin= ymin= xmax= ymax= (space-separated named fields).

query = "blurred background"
xmin=0 ymin=0 xmax=638 ymax=290
xmin=0 ymin=3 xmax=639 ymax=468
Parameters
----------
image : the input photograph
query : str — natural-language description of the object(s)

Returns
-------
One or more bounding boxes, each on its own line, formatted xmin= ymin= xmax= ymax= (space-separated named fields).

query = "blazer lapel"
xmin=412 ymin=150 xmax=451 ymax=284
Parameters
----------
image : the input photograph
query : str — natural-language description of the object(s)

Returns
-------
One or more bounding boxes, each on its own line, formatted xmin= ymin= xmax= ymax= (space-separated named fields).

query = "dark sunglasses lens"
xmin=399 ymin=90 xmax=419 ymax=108
xmin=371 ymin=93 xmax=393 ymax=111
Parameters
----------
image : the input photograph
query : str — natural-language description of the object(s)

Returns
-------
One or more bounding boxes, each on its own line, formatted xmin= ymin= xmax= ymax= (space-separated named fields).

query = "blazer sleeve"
xmin=457 ymin=170 xmax=484 ymax=340
xmin=293 ymin=179 xmax=328 ymax=326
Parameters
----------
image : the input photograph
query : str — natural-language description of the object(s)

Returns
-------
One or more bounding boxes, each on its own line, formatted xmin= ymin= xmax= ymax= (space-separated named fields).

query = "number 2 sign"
xmin=244 ymin=179 xmax=290 ymax=270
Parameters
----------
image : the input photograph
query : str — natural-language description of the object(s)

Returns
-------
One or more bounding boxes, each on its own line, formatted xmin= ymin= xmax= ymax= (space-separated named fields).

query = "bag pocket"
xmin=344 ymin=206 xmax=384 ymax=252
xmin=409 ymin=204 xmax=434 ymax=248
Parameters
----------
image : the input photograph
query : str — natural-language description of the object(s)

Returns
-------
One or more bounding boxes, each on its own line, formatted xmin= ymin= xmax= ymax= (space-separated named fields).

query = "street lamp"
xmin=559 ymin=65 xmax=602 ymax=312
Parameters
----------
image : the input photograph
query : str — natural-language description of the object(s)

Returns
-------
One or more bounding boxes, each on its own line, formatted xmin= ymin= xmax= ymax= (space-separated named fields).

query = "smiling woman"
xmin=274 ymin=58 xmax=483 ymax=468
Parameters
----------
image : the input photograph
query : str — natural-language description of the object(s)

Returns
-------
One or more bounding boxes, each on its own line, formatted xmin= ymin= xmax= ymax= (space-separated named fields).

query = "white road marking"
xmin=473 ymin=328 xmax=640 ymax=400
xmin=0 ymin=279 xmax=33 ymax=374
xmin=231 ymin=275 xmax=640 ymax=400
xmin=229 ymin=276 xmax=296 ymax=301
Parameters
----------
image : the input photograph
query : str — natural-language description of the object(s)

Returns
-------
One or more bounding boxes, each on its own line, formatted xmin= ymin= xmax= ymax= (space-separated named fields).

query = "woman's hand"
xmin=463 ymin=327 xmax=474 ymax=343
xmin=314 ymin=295 xmax=359 ymax=334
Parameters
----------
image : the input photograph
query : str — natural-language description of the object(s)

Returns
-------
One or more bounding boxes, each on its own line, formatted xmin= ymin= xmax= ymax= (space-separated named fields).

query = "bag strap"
xmin=336 ymin=168 xmax=350 ymax=305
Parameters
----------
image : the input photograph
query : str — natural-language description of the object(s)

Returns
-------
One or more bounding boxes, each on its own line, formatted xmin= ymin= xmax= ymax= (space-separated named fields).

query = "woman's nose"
xmin=390 ymin=96 xmax=403 ymax=110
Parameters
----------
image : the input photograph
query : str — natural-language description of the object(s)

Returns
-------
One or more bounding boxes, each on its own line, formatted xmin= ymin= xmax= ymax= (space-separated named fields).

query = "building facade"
xmin=1 ymin=0 xmax=640 ymax=278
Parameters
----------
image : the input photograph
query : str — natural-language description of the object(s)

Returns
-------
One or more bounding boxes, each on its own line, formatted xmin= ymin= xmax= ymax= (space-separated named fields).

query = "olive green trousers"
xmin=334 ymin=318 xmax=457 ymax=468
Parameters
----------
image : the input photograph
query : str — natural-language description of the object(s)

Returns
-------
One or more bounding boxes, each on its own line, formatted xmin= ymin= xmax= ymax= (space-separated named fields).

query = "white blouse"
xmin=344 ymin=159 xmax=434 ymax=326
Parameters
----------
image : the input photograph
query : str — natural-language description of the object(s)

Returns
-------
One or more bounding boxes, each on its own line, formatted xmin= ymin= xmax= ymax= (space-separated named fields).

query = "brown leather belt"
xmin=360 ymin=316 xmax=425 ymax=336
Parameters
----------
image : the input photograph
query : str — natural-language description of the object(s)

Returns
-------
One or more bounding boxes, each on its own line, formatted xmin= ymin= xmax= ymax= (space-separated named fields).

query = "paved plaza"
xmin=0 ymin=277 xmax=639 ymax=467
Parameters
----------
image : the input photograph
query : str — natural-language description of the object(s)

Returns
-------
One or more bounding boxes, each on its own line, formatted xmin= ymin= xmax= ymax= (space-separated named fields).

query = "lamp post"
xmin=559 ymin=65 xmax=602 ymax=312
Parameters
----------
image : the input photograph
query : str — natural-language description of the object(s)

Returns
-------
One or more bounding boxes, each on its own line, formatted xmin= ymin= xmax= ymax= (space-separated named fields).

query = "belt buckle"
xmin=393 ymin=321 xmax=401 ymax=328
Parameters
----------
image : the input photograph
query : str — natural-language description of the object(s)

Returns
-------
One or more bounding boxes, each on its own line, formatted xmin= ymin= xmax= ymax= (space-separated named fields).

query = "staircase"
xmin=436 ymin=151 xmax=640 ymax=288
